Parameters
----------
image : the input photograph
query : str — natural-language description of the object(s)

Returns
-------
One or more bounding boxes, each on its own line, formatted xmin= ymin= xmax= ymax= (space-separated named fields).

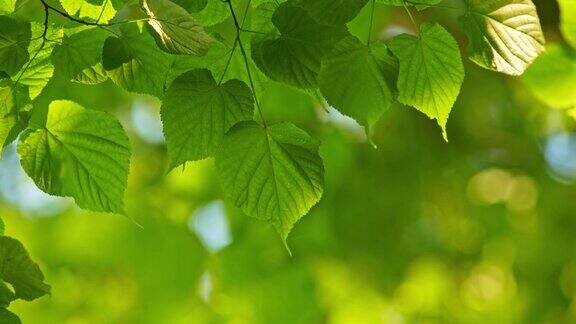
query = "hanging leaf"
xmin=389 ymin=22 xmax=464 ymax=140
xmin=162 ymin=69 xmax=254 ymax=168
xmin=460 ymin=0 xmax=545 ymax=76
xmin=251 ymin=2 xmax=348 ymax=89
xmin=215 ymin=121 xmax=324 ymax=241
xmin=142 ymin=0 xmax=212 ymax=55
xmin=319 ymin=35 xmax=396 ymax=128
xmin=102 ymin=24 xmax=173 ymax=98
xmin=18 ymin=100 xmax=131 ymax=214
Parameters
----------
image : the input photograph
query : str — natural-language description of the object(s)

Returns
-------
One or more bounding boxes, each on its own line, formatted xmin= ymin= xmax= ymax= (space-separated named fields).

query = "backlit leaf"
xmin=18 ymin=100 xmax=131 ymax=214
xmin=142 ymin=0 xmax=212 ymax=55
xmin=389 ymin=22 xmax=464 ymax=140
xmin=460 ymin=0 xmax=545 ymax=75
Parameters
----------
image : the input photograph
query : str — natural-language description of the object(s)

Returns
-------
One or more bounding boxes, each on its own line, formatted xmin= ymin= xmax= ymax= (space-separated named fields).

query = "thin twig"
xmin=367 ymin=0 xmax=376 ymax=46
xmin=225 ymin=0 xmax=266 ymax=128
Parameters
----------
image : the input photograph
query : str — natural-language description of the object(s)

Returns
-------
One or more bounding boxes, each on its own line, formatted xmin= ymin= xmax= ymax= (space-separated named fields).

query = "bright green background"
xmin=3 ymin=0 xmax=576 ymax=323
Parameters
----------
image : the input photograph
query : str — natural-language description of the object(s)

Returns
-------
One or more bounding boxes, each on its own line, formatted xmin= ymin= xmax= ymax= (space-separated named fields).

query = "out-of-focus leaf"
xmin=0 ymin=307 xmax=20 ymax=324
xmin=558 ymin=0 xmax=576 ymax=48
xmin=523 ymin=44 xmax=576 ymax=109
xmin=0 ymin=0 xmax=16 ymax=14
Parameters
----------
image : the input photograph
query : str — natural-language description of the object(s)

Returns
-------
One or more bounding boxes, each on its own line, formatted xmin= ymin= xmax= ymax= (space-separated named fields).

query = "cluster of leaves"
xmin=0 ymin=0 xmax=546 ymax=308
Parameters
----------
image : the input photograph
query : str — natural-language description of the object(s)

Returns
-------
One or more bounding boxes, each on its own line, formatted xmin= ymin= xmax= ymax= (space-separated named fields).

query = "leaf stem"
xmin=218 ymin=38 xmax=238 ymax=85
xmin=403 ymin=2 xmax=419 ymax=33
xmin=226 ymin=0 xmax=267 ymax=128
xmin=367 ymin=0 xmax=376 ymax=46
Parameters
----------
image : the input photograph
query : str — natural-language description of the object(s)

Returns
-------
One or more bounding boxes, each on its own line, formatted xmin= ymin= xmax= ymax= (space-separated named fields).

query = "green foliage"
xmin=0 ymin=0 xmax=551 ymax=247
xmin=0 ymin=3 xmax=557 ymax=318
xmin=18 ymin=100 xmax=131 ymax=214
xmin=389 ymin=22 xmax=464 ymax=140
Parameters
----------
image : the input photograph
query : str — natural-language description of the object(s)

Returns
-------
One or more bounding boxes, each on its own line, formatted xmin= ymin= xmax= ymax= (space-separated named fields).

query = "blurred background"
xmin=3 ymin=0 xmax=576 ymax=323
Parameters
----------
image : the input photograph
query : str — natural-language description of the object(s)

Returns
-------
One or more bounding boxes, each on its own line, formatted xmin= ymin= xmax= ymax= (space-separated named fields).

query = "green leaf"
xmin=172 ymin=0 xmax=207 ymax=12
xmin=558 ymin=0 xmax=576 ymax=48
xmin=0 ymin=0 xmax=16 ymax=14
xmin=0 ymin=85 xmax=16 ymax=149
xmin=0 ymin=236 xmax=50 ymax=301
xmin=319 ymin=35 xmax=396 ymax=128
xmin=0 ymin=17 xmax=31 ymax=77
xmin=60 ymin=0 xmax=117 ymax=23
xmin=523 ymin=45 xmax=576 ymax=109
xmin=191 ymin=0 xmax=230 ymax=26
xmin=0 ymin=80 xmax=29 ymax=149
xmin=0 ymin=308 xmax=20 ymax=324
xmin=251 ymin=2 xmax=348 ymax=89
xmin=161 ymin=69 xmax=254 ymax=168
xmin=460 ymin=0 xmax=545 ymax=76
xmin=18 ymin=100 xmax=131 ymax=214
xmin=215 ymin=121 xmax=324 ymax=241
xmin=294 ymin=0 xmax=369 ymax=25
xmin=102 ymin=24 xmax=173 ymax=97
xmin=389 ymin=22 xmax=464 ymax=140
xmin=142 ymin=0 xmax=212 ymax=55
xmin=15 ymin=24 xmax=63 ymax=100
xmin=52 ymin=27 xmax=109 ymax=84
xmin=0 ymin=281 xmax=15 ymax=308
